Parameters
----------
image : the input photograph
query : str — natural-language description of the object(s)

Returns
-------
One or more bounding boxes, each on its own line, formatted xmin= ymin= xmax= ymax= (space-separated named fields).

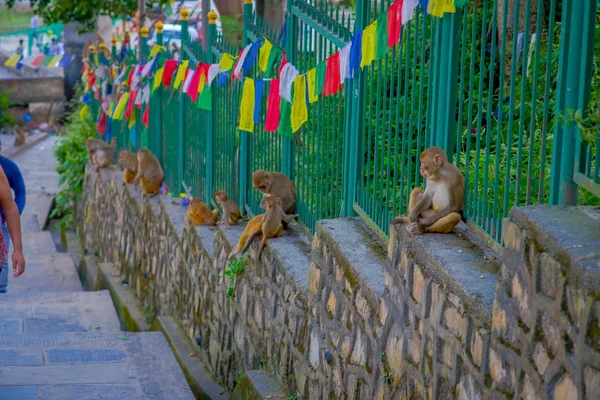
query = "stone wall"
xmin=79 ymin=167 xmax=600 ymax=399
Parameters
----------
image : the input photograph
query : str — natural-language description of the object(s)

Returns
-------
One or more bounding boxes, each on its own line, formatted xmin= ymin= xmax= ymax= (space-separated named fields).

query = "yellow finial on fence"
xmin=208 ymin=10 xmax=217 ymax=24
xmin=180 ymin=8 xmax=189 ymax=21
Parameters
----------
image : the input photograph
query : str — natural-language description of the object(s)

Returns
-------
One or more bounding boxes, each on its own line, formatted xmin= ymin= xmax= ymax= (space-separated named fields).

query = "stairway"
xmin=0 ymin=137 xmax=194 ymax=400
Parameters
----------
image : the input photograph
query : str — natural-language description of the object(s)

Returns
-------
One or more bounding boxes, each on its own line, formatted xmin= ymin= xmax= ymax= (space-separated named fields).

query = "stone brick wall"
xmin=79 ymin=168 xmax=600 ymax=399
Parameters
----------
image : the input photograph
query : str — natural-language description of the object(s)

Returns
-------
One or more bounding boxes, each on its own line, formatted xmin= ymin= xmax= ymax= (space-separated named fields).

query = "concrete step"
xmin=20 ymin=192 xmax=55 ymax=233
xmin=8 ymin=253 xmax=82 ymax=293
xmin=0 ymin=291 xmax=121 ymax=335
xmin=0 ymin=331 xmax=195 ymax=400
xmin=19 ymin=231 xmax=57 ymax=257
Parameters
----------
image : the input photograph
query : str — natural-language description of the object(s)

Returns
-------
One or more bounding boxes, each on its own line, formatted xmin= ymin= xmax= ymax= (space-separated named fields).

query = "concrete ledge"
xmin=151 ymin=316 xmax=228 ymax=400
xmin=389 ymin=223 xmax=500 ymax=324
xmin=2 ymin=131 xmax=50 ymax=160
xmin=95 ymin=261 xmax=151 ymax=332
xmin=231 ymin=370 xmax=288 ymax=400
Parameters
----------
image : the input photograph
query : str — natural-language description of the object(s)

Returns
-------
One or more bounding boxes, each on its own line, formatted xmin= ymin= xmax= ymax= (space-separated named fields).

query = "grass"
xmin=0 ymin=6 xmax=33 ymax=33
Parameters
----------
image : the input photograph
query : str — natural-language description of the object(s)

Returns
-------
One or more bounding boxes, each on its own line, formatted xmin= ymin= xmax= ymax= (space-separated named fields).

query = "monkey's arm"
xmin=419 ymin=206 xmax=453 ymax=226
xmin=259 ymin=195 xmax=267 ymax=211
xmin=408 ymin=195 xmax=432 ymax=222
xmin=219 ymin=207 xmax=230 ymax=227
xmin=282 ymin=211 xmax=298 ymax=224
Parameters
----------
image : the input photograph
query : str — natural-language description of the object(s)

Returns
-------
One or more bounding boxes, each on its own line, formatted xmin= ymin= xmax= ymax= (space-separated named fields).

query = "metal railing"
xmin=103 ymin=0 xmax=599 ymax=243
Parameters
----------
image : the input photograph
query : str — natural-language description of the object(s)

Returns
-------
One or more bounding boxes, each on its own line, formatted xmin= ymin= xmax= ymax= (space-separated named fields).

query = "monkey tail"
xmin=239 ymin=231 xmax=262 ymax=256
xmin=391 ymin=216 xmax=409 ymax=225
xmin=257 ymin=236 xmax=268 ymax=261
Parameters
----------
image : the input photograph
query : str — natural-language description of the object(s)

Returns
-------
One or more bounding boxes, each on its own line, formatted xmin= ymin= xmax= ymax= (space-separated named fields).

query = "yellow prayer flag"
xmin=128 ymin=108 xmax=136 ymax=129
xmin=4 ymin=55 xmax=20 ymax=68
xmin=306 ymin=68 xmax=318 ymax=104
xmin=361 ymin=21 xmax=377 ymax=69
xmin=291 ymin=75 xmax=308 ymax=133
xmin=79 ymin=105 xmax=89 ymax=119
xmin=258 ymin=39 xmax=273 ymax=73
xmin=198 ymin=73 xmax=206 ymax=94
xmin=49 ymin=55 xmax=62 ymax=68
xmin=239 ymin=78 xmax=255 ymax=132
xmin=149 ymin=45 xmax=166 ymax=58
xmin=219 ymin=53 xmax=235 ymax=71
xmin=153 ymin=67 xmax=164 ymax=91
xmin=428 ymin=0 xmax=456 ymax=17
xmin=174 ymin=60 xmax=189 ymax=89
xmin=113 ymin=92 xmax=130 ymax=121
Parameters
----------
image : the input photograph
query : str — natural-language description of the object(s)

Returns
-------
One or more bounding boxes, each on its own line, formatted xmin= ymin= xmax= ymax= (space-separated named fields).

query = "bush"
xmin=50 ymin=100 xmax=97 ymax=229
xmin=0 ymin=90 xmax=16 ymax=130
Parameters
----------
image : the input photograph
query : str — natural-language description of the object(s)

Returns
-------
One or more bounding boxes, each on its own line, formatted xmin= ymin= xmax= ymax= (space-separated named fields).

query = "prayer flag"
xmin=233 ymin=44 xmax=252 ymax=79
xmin=31 ymin=55 xmax=45 ymax=67
xmin=242 ymin=40 xmax=260 ymax=72
xmin=207 ymin=63 xmax=220 ymax=85
xmin=254 ymin=79 xmax=264 ymax=124
xmin=306 ymin=68 xmax=318 ymax=103
xmin=174 ymin=60 xmax=189 ymax=88
xmin=323 ymin=52 xmax=342 ymax=96
xmin=141 ymin=57 xmax=156 ymax=76
xmin=279 ymin=63 xmax=299 ymax=103
xmin=97 ymin=111 xmax=107 ymax=135
xmin=182 ymin=69 xmax=195 ymax=93
xmin=265 ymin=79 xmax=281 ymax=132
xmin=59 ymin=54 xmax=73 ymax=68
xmin=291 ymin=75 xmax=308 ymax=132
xmin=218 ymin=72 xmax=228 ymax=87
xmin=428 ymin=0 xmax=456 ymax=17
xmin=388 ymin=0 xmax=403 ymax=48
xmin=278 ymin=99 xmax=292 ymax=137
xmin=162 ymin=60 xmax=178 ymax=86
xmin=219 ymin=53 xmax=235 ymax=71
xmin=124 ymin=89 xmax=137 ymax=119
xmin=239 ymin=78 xmax=255 ymax=132
xmin=142 ymin=104 xmax=150 ymax=127
xmin=339 ymin=44 xmax=352 ymax=83
xmin=149 ymin=45 xmax=165 ymax=58
xmin=153 ymin=67 xmax=164 ymax=91
xmin=349 ymin=31 xmax=362 ymax=77
xmin=49 ymin=55 xmax=63 ymax=68
xmin=128 ymin=107 xmax=136 ymax=129
xmin=114 ymin=92 xmax=129 ymax=120
xmin=259 ymin=39 xmax=273 ymax=73
xmin=79 ymin=104 xmax=89 ymax=119
xmin=265 ymin=47 xmax=281 ymax=77
xmin=402 ymin=0 xmax=419 ymax=23
xmin=187 ymin=63 xmax=204 ymax=102
xmin=376 ymin=14 xmax=389 ymax=59
xmin=361 ymin=21 xmax=377 ymax=68
xmin=316 ymin=62 xmax=326 ymax=96
xmin=198 ymin=84 xmax=212 ymax=110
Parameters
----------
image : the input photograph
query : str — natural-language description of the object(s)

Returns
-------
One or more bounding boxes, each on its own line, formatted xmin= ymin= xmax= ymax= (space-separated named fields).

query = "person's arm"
xmin=11 ymin=163 xmax=26 ymax=215
xmin=0 ymin=166 xmax=24 ymax=276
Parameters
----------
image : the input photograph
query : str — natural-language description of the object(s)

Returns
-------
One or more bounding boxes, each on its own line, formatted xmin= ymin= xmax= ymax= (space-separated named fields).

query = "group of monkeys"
xmin=86 ymin=139 xmax=465 ymax=261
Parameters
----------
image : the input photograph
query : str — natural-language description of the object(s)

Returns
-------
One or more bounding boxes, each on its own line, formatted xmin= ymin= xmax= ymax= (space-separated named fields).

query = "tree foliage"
xmin=6 ymin=0 xmax=167 ymax=32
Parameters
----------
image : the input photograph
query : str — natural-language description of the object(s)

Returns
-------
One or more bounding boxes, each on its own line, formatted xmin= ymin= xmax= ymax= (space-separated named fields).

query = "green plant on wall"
xmin=223 ymin=253 xmax=248 ymax=299
xmin=51 ymin=94 xmax=97 ymax=229
xmin=0 ymin=90 xmax=16 ymax=130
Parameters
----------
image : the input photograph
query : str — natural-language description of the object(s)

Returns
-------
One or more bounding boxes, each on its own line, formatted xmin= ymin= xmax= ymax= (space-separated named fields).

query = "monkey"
xmin=391 ymin=146 xmax=464 ymax=235
xmin=256 ymin=195 xmax=299 ymax=260
xmin=86 ymin=137 xmax=116 ymax=172
xmin=186 ymin=198 xmax=219 ymax=226
xmin=13 ymin=126 xmax=26 ymax=146
xmin=117 ymin=150 xmax=138 ymax=185
xmin=252 ymin=169 xmax=296 ymax=221
xmin=228 ymin=215 xmax=263 ymax=260
xmin=134 ymin=148 xmax=164 ymax=197
xmin=215 ymin=190 xmax=241 ymax=228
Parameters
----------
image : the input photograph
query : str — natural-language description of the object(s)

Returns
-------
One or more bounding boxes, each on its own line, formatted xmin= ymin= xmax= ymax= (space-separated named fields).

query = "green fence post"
xmin=140 ymin=26 xmax=149 ymax=149
xmin=111 ymin=37 xmax=118 ymax=60
xmin=150 ymin=21 xmax=164 ymax=159
xmin=281 ymin=0 xmax=295 ymax=179
xmin=341 ymin=0 xmax=368 ymax=217
xmin=205 ymin=11 xmax=218 ymax=202
xmin=239 ymin=0 xmax=253 ymax=213
xmin=177 ymin=9 xmax=189 ymax=197
xmin=549 ymin=0 xmax=596 ymax=205
xmin=27 ymin=30 xmax=33 ymax=57
xmin=430 ymin=11 xmax=462 ymax=162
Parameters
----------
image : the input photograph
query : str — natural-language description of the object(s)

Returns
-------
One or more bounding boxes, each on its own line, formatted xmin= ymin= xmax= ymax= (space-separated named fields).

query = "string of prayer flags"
xmin=339 ymin=43 xmax=352 ymax=83
xmin=306 ymin=68 xmax=318 ymax=103
xmin=291 ymin=75 xmax=308 ymax=132
xmin=174 ymin=60 xmax=189 ymax=88
xmin=361 ymin=21 xmax=377 ymax=68
xmin=219 ymin=53 xmax=235 ymax=71
xmin=323 ymin=52 xmax=342 ymax=96
xmin=265 ymin=79 xmax=281 ymax=131
xmin=239 ymin=78 xmax=255 ymax=132
xmin=254 ymin=79 xmax=264 ymax=124
xmin=279 ymin=63 xmax=299 ymax=102
xmin=388 ymin=0 xmax=403 ymax=48
xmin=162 ymin=60 xmax=178 ymax=86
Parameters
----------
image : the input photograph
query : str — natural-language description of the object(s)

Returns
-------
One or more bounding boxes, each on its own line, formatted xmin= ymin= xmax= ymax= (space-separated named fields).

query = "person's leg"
xmin=0 ymin=223 xmax=10 ymax=293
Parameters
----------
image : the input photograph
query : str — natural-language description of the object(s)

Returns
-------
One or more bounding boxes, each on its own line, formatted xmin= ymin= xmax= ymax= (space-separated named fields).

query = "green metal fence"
xmin=103 ymin=0 xmax=599 ymax=243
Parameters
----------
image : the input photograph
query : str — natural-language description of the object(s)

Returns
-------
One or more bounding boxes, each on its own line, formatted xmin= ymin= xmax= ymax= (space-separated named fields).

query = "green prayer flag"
xmin=41 ymin=56 xmax=53 ymax=67
xmin=197 ymin=86 xmax=212 ymax=111
xmin=455 ymin=0 xmax=469 ymax=8
xmin=265 ymin=47 xmax=281 ymax=78
xmin=376 ymin=14 xmax=389 ymax=59
xmin=316 ymin=62 xmax=326 ymax=97
xmin=278 ymin=98 xmax=292 ymax=137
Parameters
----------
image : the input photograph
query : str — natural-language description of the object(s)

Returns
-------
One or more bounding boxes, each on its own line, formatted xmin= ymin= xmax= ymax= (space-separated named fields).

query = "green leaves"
xmin=223 ymin=254 xmax=248 ymax=298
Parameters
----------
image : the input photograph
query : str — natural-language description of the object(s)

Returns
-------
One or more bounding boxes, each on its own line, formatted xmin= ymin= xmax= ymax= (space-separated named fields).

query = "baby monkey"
xmin=118 ymin=150 xmax=138 ymax=185
xmin=86 ymin=137 xmax=116 ymax=172
xmin=134 ymin=148 xmax=164 ymax=197
xmin=392 ymin=146 xmax=464 ymax=235
xmin=215 ymin=190 xmax=241 ymax=228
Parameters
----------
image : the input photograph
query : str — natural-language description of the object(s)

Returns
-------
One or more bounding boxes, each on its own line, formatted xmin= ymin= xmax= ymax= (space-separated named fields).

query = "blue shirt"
xmin=0 ymin=155 xmax=26 ymax=222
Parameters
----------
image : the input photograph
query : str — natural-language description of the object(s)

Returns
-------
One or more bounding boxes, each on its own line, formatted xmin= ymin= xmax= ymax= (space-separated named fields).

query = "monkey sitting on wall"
xmin=252 ymin=170 xmax=296 ymax=226
xmin=86 ymin=137 xmax=116 ymax=172
xmin=13 ymin=126 xmax=26 ymax=146
xmin=134 ymin=148 xmax=164 ymax=197
xmin=392 ymin=146 xmax=464 ymax=235
xmin=187 ymin=198 xmax=219 ymax=226
xmin=118 ymin=150 xmax=138 ymax=185
xmin=215 ymin=190 xmax=241 ymax=228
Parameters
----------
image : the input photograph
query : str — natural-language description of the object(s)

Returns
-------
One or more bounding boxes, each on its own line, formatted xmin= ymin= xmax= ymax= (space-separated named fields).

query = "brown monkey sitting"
xmin=215 ymin=190 xmax=241 ymax=228
xmin=134 ymin=148 xmax=164 ymax=197
xmin=13 ymin=126 xmax=26 ymax=146
xmin=86 ymin=137 xmax=116 ymax=172
xmin=118 ymin=150 xmax=138 ymax=185
xmin=187 ymin=198 xmax=219 ymax=226
xmin=228 ymin=215 xmax=263 ymax=260
xmin=257 ymin=195 xmax=298 ymax=260
xmin=392 ymin=146 xmax=464 ymax=235
xmin=252 ymin=169 xmax=296 ymax=219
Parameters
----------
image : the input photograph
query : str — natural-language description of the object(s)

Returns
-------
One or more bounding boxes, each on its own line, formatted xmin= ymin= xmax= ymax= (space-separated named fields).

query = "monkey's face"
xmin=419 ymin=152 xmax=443 ymax=180
xmin=215 ymin=191 xmax=227 ymax=204
xmin=252 ymin=170 xmax=270 ymax=193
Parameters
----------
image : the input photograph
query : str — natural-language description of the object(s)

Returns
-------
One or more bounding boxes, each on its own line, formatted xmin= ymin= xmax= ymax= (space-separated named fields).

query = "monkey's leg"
xmin=257 ymin=236 xmax=269 ymax=260
xmin=424 ymin=213 xmax=461 ymax=234
xmin=392 ymin=188 xmax=424 ymax=225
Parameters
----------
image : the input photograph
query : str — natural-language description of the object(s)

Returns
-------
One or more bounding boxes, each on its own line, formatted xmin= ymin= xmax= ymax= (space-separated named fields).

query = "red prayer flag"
xmin=96 ymin=111 xmax=106 ymax=135
xmin=162 ymin=60 xmax=178 ymax=86
xmin=388 ymin=0 xmax=403 ymax=48
xmin=265 ymin=79 xmax=281 ymax=132
xmin=142 ymin=105 xmax=149 ymax=127
xmin=124 ymin=89 xmax=137 ymax=119
xmin=323 ymin=52 xmax=342 ymax=96
xmin=231 ymin=49 xmax=244 ymax=80
xmin=32 ymin=55 xmax=46 ymax=67
xmin=187 ymin=63 xmax=204 ymax=102
xmin=126 ymin=67 xmax=136 ymax=87
xmin=278 ymin=52 xmax=288 ymax=78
